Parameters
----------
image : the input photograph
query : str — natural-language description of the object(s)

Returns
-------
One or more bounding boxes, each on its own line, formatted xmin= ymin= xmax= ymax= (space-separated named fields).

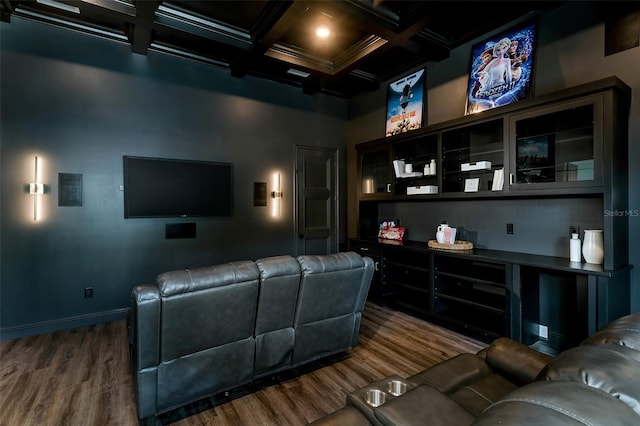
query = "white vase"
xmin=582 ymin=230 xmax=604 ymax=264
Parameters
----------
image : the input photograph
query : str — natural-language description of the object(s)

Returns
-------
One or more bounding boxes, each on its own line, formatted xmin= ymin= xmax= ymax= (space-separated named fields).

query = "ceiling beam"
xmin=129 ymin=0 xmax=159 ymax=55
xmin=230 ymin=1 xmax=292 ymax=78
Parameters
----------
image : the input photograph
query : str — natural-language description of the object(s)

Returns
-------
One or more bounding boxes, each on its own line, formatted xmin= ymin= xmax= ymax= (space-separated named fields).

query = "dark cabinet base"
xmin=349 ymin=238 xmax=631 ymax=352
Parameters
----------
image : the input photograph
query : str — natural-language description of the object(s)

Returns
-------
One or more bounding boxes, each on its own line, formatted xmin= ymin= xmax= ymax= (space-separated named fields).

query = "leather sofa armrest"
xmin=408 ymin=353 xmax=492 ymax=393
xmin=485 ymin=337 xmax=552 ymax=384
xmin=355 ymin=256 xmax=375 ymax=312
xmin=374 ymin=385 xmax=476 ymax=426
xmin=130 ymin=284 xmax=161 ymax=370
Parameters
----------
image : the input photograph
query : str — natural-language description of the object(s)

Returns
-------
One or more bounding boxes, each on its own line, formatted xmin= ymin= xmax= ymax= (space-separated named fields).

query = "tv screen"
xmin=123 ymin=156 xmax=233 ymax=218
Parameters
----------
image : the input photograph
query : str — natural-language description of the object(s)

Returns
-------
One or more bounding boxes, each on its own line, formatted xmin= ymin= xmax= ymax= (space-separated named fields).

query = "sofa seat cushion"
xmin=474 ymin=381 xmax=640 ymax=425
xmin=374 ymin=385 xmax=475 ymax=426
xmin=538 ymin=343 xmax=640 ymax=415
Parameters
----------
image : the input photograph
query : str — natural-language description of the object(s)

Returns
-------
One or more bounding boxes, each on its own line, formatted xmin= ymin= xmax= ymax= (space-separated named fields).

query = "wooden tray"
xmin=428 ymin=240 xmax=474 ymax=250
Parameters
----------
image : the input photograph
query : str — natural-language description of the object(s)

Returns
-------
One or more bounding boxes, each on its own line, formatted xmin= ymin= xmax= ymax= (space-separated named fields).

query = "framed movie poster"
xmin=386 ymin=69 xmax=425 ymax=137
xmin=465 ymin=20 xmax=538 ymax=115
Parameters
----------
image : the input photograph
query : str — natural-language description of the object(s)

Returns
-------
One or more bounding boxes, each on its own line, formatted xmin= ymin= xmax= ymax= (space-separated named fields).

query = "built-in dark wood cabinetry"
xmin=352 ymin=77 xmax=632 ymax=353
xmin=350 ymin=238 xmax=632 ymax=352
xmin=433 ymin=255 xmax=509 ymax=340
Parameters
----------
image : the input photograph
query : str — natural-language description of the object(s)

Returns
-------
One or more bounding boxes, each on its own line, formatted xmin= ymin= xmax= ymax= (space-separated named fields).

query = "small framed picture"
xmin=465 ymin=19 xmax=538 ymax=115
xmin=385 ymin=69 xmax=425 ymax=137
xmin=464 ymin=178 xmax=480 ymax=192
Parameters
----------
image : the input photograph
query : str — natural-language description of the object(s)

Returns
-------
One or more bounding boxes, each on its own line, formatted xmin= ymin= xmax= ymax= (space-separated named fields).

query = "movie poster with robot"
xmin=465 ymin=20 xmax=537 ymax=115
xmin=386 ymin=69 xmax=425 ymax=137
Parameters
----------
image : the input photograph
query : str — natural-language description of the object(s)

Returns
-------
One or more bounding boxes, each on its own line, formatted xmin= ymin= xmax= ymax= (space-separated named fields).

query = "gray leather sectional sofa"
xmin=310 ymin=312 xmax=640 ymax=425
xmin=128 ymin=251 xmax=374 ymax=421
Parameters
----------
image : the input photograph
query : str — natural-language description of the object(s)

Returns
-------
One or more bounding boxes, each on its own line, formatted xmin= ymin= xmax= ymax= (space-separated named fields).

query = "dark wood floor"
xmin=0 ymin=303 xmax=486 ymax=425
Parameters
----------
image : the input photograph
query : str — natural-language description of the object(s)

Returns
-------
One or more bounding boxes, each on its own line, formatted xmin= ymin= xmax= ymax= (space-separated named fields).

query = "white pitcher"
xmin=436 ymin=224 xmax=449 ymax=244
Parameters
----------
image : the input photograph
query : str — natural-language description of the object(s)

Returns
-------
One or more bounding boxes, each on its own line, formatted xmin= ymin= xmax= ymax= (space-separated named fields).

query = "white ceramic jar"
xmin=582 ymin=229 xmax=604 ymax=264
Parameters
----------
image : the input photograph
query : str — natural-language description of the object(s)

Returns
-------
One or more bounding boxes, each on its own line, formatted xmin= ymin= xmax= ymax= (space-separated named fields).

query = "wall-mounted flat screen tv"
xmin=123 ymin=156 xmax=233 ymax=218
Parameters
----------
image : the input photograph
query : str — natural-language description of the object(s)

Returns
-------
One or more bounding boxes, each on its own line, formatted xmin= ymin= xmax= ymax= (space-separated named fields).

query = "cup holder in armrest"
xmin=387 ymin=379 xmax=408 ymax=396
xmin=365 ymin=389 xmax=388 ymax=407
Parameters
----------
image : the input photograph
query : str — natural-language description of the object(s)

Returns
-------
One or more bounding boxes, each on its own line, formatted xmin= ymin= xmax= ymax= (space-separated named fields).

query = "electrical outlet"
xmin=539 ymin=324 xmax=549 ymax=339
xmin=507 ymin=223 xmax=514 ymax=234
xmin=84 ymin=287 xmax=94 ymax=298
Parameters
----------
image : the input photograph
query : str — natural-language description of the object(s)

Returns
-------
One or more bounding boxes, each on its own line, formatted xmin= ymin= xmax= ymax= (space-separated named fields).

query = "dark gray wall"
xmin=377 ymin=198 xmax=604 ymax=257
xmin=347 ymin=2 xmax=640 ymax=312
xmin=0 ymin=18 xmax=348 ymax=339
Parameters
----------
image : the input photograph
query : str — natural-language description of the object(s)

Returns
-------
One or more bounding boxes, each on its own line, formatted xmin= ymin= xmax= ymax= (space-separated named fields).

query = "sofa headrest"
xmin=581 ymin=313 xmax=640 ymax=351
xmin=156 ymin=260 xmax=259 ymax=297
xmin=255 ymin=255 xmax=300 ymax=280
xmin=297 ymin=251 xmax=365 ymax=274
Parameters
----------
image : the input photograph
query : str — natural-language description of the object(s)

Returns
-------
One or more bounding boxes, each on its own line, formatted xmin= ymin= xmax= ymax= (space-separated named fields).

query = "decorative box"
xmin=461 ymin=161 xmax=492 ymax=171
xmin=378 ymin=226 xmax=406 ymax=241
xmin=407 ymin=185 xmax=438 ymax=195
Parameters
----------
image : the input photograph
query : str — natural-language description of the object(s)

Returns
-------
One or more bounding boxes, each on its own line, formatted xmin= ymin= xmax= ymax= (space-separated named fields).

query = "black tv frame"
xmin=123 ymin=156 xmax=233 ymax=219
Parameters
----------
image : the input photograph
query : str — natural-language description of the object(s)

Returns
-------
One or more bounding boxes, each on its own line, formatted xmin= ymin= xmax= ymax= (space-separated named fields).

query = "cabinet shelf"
xmin=435 ymin=270 xmax=505 ymax=288
xmin=442 ymin=168 xmax=501 ymax=176
xmin=435 ymin=292 xmax=505 ymax=315
xmin=384 ymin=261 xmax=430 ymax=273
xmin=387 ymin=280 xmax=429 ymax=294
xmin=442 ymin=144 xmax=503 ymax=156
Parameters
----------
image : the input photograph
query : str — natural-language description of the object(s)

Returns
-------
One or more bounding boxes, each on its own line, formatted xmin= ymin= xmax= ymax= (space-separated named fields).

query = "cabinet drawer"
xmin=350 ymin=241 xmax=380 ymax=257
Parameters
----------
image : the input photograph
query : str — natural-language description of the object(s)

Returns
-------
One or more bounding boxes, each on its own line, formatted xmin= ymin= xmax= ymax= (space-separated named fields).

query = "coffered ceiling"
xmin=1 ymin=0 xmax=565 ymax=98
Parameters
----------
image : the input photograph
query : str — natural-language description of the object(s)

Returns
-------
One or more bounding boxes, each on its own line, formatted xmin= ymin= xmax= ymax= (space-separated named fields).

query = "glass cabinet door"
xmin=509 ymin=96 xmax=603 ymax=191
xmin=359 ymin=144 xmax=392 ymax=197
xmin=442 ymin=118 xmax=505 ymax=195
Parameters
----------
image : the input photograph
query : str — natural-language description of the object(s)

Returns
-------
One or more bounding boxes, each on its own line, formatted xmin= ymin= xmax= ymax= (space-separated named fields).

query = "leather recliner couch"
xmin=311 ymin=312 xmax=640 ymax=426
xmin=128 ymin=251 xmax=374 ymax=421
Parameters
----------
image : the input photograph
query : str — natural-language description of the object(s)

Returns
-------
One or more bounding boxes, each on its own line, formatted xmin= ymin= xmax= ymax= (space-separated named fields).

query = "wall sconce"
xmin=28 ymin=155 xmax=44 ymax=221
xmin=271 ymin=172 xmax=282 ymax=217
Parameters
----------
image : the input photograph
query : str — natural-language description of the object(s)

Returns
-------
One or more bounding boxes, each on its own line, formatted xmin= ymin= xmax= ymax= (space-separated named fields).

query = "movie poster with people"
xmin=465 ymin=20 xmax=537 ymax=115
xmin=386 ymin=69 xmax=425 ymax=137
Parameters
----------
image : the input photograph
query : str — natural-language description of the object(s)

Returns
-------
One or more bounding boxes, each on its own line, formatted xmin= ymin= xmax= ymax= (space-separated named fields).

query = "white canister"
xmin=570 ymin=233 xmax=581 ymax=262
xmin=582 ymin=229 xmax=604 ymax=264
xmin=404 ymin=163 xmax=413 ymax=174
xmin=362 ymin=178 xmax=375 ymax=194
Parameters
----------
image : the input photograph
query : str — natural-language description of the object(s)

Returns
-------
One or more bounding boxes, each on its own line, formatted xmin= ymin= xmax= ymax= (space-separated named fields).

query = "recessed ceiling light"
xmin=287 ymin=68 xmax=311 ymax=78
xmin=316 ymin=26 xmax=330 ymax=38
xmin=36 ymin=0 xmax=80 ymax=14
